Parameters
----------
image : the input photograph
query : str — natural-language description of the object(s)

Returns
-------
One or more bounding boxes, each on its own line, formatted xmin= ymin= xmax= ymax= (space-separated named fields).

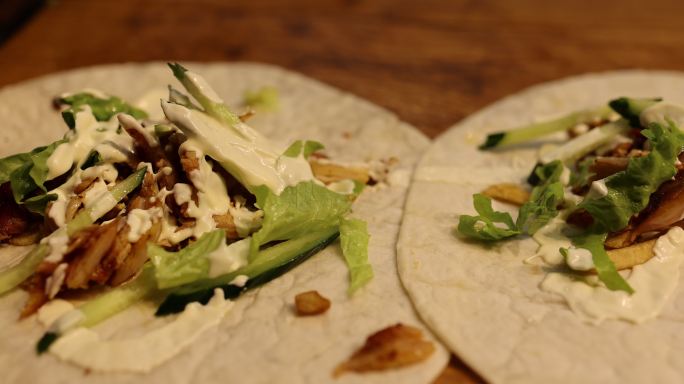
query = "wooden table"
xmin=2 ymin=0 xmax=684 ymax=382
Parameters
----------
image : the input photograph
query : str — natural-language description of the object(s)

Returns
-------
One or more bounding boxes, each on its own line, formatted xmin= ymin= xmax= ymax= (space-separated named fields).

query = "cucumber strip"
xmin=528 ymin=120 xmax=630 ymax=184
xmin=37 ymin=265 xmax=157 ymax=354
xmin=0 ymin=244 xmax=48 ymax=294
xmin=609 ymin=97 xmax=662 ymax=127
xmin=156 ymin=228 xmax=339 ymax=316
xmin=0 ymin=168 xmax=146 ymax=296
xmin=168 ymin=63 xmax=240 ymax=126
xmin=67 ymin=167 xmax=146 ymax=236
xmin=480 ymin=105 xmax=613 ymax=150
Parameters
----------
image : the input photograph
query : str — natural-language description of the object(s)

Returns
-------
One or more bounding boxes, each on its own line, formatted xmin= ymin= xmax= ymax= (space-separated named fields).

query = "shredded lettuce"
xmin=578 ymin=122 xmax=684 ymax=233
xmin=149 ymin=229 xmax=225 ymax=289
xmin=569 ymin=156 xmax=595 ymax=190
xmin=339 ymin=218 xmax=373 ymax=293
xmin=517 ymin=161 xmax=565 ymax=234
xmin=4 ymin=139 xmax=67 ymax=212
xmin=59 ymin=92 xmax=147 ymax=128
xmin=250 ymin=181 xmax=351 ymax=258
xmin=458 ymin=161 xmax=565 ymax=241
xmin=283 ymin=140 xmax=324 ymax=158
xmin=457 ymin=194 xmax=521 ymax=241
xmin=570 ymin=233 xmax=634 ymax=293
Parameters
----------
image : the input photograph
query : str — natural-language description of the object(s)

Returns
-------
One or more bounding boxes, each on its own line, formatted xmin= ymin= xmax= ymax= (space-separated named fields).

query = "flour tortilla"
xmin=0 ymin=62 xmax=448 ymax=383
xmin=398 ymin=71 xmax=684 ymax=384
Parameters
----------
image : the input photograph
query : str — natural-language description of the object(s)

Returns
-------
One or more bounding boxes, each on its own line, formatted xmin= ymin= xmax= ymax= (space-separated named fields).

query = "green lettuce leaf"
xmin=457 ymin=194 xmax=521 ymax=241
xmin=569 ymin=156 xmax=595 ymax=190
xmin=59 ymin=92 xmax=148 ymax=128
xmin=250 ymin=181 xmax=351 ymax=258
xmin=578 ymin=122 xmax=684 ymax=233
xmin=149 ymin=229 xmax=225 ymax=289
xmin=517 ymin=160 xmax=565 ymax=234
xmin=283 ymin=140 xmax=324 ymax=158
xmin=339 ymin=217 xmax=373 ymax=293
xmin=570 ymin=233 xmax=634 ymax=293
xmin=7 ymin=139 xmax=67 ymax=206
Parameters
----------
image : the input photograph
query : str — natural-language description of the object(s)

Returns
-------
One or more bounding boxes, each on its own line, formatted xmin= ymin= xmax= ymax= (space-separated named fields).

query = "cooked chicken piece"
xmin=334 ymin=324 xmax=435 ymax=377
xmin=118 ymin=114 xmax=177 ymax=190
xmin=110 ymin=231 xmax=150 ymax=286
xmin=65 ymin=220 xmax=119 ymax=289
xmin=628 ymin=172 xmax=684 ymax=242
xmin=0 ymin=183 xmax=32 ymax=242
xmin=590 ymin=157 xmax=629 ymax=180
xmin=294 ymin=290 xmax=331 ymax=316
xmin=482 ymin=183 xmax=530 ymax=206
xmin=92 ymin=225 xmax=131 ymax=285
xmin=73 ymin=177 xmax=96 ymax=195
xmin=309 ymin=158 xmax=370 ymax=184
xmin=8 ymin=226 xmax=42 ymax=246
xmin=213 ymin=213 xmax=240 ymax=239
xmin=180 ymin=150 xmax=200 ymax=174
xmin=19 ymin=275 xmax=47 ymax=319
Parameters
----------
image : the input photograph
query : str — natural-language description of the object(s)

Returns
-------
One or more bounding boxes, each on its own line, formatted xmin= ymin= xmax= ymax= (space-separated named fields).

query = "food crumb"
xmin=295 ymin=290 xmax=331 ymax=316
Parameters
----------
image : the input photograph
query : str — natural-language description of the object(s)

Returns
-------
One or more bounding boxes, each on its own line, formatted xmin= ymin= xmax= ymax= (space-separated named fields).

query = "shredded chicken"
xmin=65 ymin=219 xmax=119 ymax=289
xmin=294 ymin=290 xmax=331 ymax=316
xmin=334 ymin=324 xmax=435 ymax=377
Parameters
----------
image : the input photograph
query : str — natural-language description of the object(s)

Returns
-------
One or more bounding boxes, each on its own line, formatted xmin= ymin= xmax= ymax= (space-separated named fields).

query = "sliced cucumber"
xmin=156 ymin=228 xmax=339 ymax=316
xmin=609 ymin=97 xmax=661 ymax=127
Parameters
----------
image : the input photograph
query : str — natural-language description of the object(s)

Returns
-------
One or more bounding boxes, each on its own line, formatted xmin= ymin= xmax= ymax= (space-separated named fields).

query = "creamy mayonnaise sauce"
xmin=207 ymin=237 xmax=250 ymax=278
xmin=541 ymin=227 xmax=684 ymax=323
xmin=126 ymin=207 xmax=162 ymax=242
xmin=43 ymin=289 xmax=233 ymax=373
xmin=161 ymin=101 xmax=313 ymax=195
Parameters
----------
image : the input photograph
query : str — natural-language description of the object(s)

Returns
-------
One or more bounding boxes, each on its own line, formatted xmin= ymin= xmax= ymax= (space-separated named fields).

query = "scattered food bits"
xmin=334 ymin=323 xmax=435 ymax=377
xmin=294 ymin=290 xmax=331 ymax=316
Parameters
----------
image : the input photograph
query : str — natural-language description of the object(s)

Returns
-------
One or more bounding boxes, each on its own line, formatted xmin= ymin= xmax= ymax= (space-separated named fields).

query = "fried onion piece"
xmin=606 ymin=238 xmax=657 ymax=271
xmin=309 ymin=158 xmax=370 ymax=185
xmin=294 ymin=290 xmax=331 ymax=316
xmin=481 ymin=183 xmax=530 ymax=206
xmin=334 ymin=324 xmax=435 ymax=377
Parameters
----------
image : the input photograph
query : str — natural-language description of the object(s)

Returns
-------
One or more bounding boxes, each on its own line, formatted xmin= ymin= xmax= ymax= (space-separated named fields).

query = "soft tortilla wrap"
xmin=0 ymin=62 xmax=448 ymax=383
xmin=397 ymin=71 xmax=684 ymax=384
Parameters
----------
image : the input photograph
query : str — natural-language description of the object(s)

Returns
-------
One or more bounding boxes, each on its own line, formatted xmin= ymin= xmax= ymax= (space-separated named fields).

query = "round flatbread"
xmin=0 ymin=62 xmax=448 ymax=383
xmin=398 ymin=71 xmax=684 ymax=384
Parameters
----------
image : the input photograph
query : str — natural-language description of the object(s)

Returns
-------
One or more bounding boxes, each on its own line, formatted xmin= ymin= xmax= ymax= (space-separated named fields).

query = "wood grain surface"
xmin=2 ymin=0 xmax=684 ymax=382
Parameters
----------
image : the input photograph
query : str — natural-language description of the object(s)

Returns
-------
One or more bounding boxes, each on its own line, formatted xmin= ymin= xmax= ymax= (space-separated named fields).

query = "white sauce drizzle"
xmin=161 ymin=101 xmax=313 ymax=195
xmin=541 ymin=227 xmax=684 ymax=323
xmin=45 ymin=263 xmax=68 ymax=299
xmin=126 ymin=208 xmax=162 ymax=243
xmin=326 ymin=179 xmax=356 ymax=195
xmin=49 ymin=289 xmax=233 ymax=373
xmin=207 ymin=238 xmax=250 ymax=278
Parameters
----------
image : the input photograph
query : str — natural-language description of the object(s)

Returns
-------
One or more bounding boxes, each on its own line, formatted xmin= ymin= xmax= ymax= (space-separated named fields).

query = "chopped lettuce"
xmin=458 ymin=161 xmax=565 ymax=241
xmin=578 ymin=122 xmax=684 ymax=233
xmin=59 ymin=92 xmax=147 ymax=128
xmin=243 ymin=87 xmax=279 ymax=111
xmin=283 ymin=140 xmax=324 ymax=158
xmin=457 ymin=194 xmax=521 ymax=241
xmin=569 ymin=156 xmax=595 ymax=190
xmin=570 ymin=233 xmax=634 ymax=293
xmin=517 ymin=161 xmax=565 ymax=234
xmin=339 ymin=218 xmax=373 ymax=293
xmin=4 ymin=139 xmax=67 ymax=211
xmin=149 ymin=229 xmax=225 ymax=289
xmin=250 ymin=181 xmax=351 ymax=258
